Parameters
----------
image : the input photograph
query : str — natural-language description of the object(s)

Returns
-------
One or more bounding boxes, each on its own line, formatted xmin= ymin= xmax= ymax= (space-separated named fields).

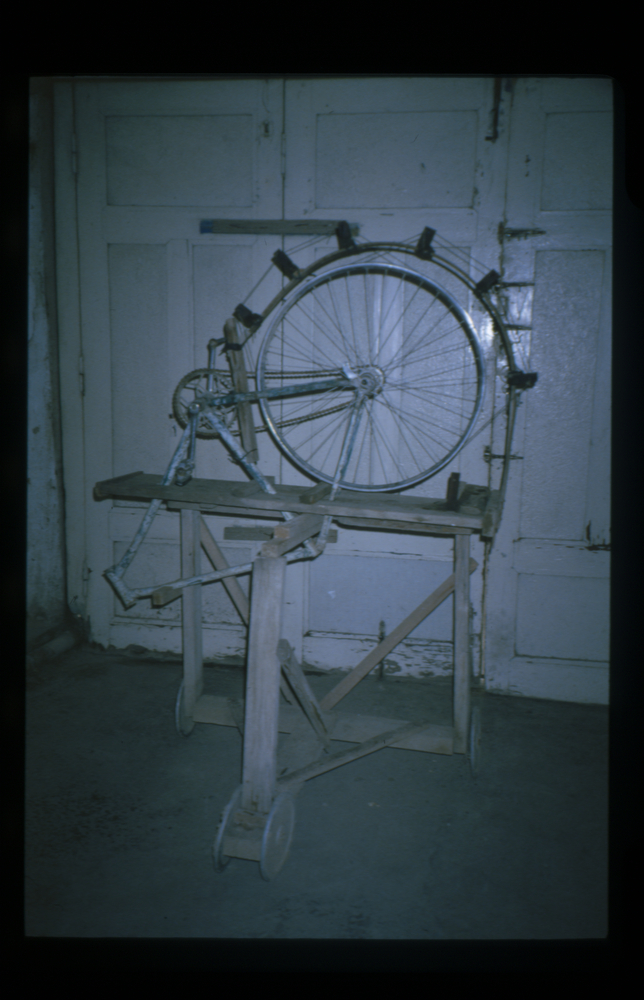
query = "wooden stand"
xmin=96 ymin=473 xmax=492 ymax=879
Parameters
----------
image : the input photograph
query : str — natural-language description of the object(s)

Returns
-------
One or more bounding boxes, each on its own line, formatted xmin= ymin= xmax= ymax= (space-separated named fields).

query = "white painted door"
xmin=482 ymin=78 xmax=611 ymax=704
xmin=54 ymin=76 xmax=610 ymax=703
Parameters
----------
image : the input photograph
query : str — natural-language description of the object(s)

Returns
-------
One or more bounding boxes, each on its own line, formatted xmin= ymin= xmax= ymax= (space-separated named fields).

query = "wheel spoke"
xmin=257 ymin=261 xmax=484 ymax=490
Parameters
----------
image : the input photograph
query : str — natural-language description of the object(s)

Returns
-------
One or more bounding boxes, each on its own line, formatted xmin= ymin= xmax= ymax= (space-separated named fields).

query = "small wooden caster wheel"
xmin=260 ymin=791 xmax=296 ymax=881
xmin=175 ymin=681 xmax=195 ymax=736
xmin=213 ymin=786 xmax=243 ymax=873
xmin=468 ymin=705 xmax=481 ymax=777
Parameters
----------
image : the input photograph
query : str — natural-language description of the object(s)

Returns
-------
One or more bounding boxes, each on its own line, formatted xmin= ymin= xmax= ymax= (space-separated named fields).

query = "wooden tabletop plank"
xmin=94 ymin=473 xmax=487 ymax=529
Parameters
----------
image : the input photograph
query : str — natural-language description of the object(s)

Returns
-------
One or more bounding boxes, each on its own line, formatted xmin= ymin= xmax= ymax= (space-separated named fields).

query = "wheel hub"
xmin=353 ymin=365 xmax=385 ymax=397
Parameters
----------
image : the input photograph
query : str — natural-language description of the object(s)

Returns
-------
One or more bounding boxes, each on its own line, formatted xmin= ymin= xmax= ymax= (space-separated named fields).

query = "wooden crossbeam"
xmin=276 ymin=720 xmax=431 ymax=789
xmin=200 ymin=517 xmax=250 ymax=623
xmin=277 ymin=640 xmax=331 ymax=749
xmin=223 ymin=317 xmax=258 ymax=463
xmin=299 ymin=482 xmax=333 ymax=504
xmin=153 ymin=516 xmax=295 ymax=704
xmin=261 ymin=513 xmax=324 ymax=557
xmin=318 ymin=556 xmax=478 ymax=711
xmin=192 ymin=696 xmax=454 ymax=754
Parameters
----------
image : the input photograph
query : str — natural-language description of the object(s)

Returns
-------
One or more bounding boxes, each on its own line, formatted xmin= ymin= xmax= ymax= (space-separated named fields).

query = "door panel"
xmin=109 ymin=243 xmax=169 ymax=477
xmin=314 ymin=110 xmax=479 ymax=209
xmin=518 ymin=249 xmax=605 ymax=540
xmin=515 ymin=573 xmax=609 ymax=661
xmin=105 ymin=114 xmax=255 ymax=207
xmin=284 ymin=76 xmax=495 ymax=242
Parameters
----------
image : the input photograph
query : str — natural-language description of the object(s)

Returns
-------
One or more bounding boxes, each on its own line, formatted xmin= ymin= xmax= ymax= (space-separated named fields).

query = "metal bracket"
xmin=507 ymin=371 xmax=538 ymax=390
xmin=233 ymin=303 xmax=263 ymax=331
xmin=414 ymin=226 xmax=436 ymax=259
xmin=272 ymin=249 xmax=301 ymax=280
xmin=484 ymin=446 xmax=523 ymax=463
xmin=475 ymin=270 xmax=501 ymax=295
xmin=335 ymin=220 xmax=356 ymax=250
xmin=499 ymin=225 xmax=547 ymax=241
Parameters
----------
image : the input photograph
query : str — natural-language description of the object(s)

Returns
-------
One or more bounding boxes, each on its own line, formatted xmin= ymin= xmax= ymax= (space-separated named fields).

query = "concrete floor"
xmin=25 ymin=643 xmax=608 ymax=942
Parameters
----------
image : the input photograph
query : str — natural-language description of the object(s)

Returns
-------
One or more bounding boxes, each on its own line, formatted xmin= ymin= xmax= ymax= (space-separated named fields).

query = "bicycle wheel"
xmin=256 ymin=263 xmax=485 ymax=492
xmin=172 ymin=369 xmax=235 ymax=440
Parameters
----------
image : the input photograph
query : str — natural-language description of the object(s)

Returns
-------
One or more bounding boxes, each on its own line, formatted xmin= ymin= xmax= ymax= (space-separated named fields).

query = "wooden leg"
xmin=241 ymin=556 xmax=286 ymax=815
xmin=453 ymin=532 xmax=471 ymax=754
xmin=181 ymin=509 xmax=203 ymax=723
xmin=199 ymin=517 xmax=293 ymax=706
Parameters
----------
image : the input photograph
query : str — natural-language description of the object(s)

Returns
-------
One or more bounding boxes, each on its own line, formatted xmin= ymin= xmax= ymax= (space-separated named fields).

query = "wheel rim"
xmin=257 ymin=263 xmax=485 ymax=492
xmin=174 ymin=681 xmax=192 ymax=736
xmin=260 ymin=792 xmax=295 ymax=881
xmin=213 ymin=786 xmax=242 ymax=872
xmin=469 ymin=706 xmax=481 ymax=776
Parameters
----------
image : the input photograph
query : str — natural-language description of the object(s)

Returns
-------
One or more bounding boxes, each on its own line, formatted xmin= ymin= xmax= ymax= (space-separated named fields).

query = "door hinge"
xmin=71 ymin=132 xmax=78 ymax=175
xmin=78 ymin=354 xmax=85 ymax=396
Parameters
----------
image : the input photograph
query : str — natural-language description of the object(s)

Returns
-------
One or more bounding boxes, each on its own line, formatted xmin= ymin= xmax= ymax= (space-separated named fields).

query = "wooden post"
xmin=453 ymin=531 xmax=471 ymax=753
xmin=180 ymin=509 xmax=203 ymax=721
xmin=224 ymin=318 xmax=258 ymax=463
xmin=242 ymin=556 xmax=287 ymax=815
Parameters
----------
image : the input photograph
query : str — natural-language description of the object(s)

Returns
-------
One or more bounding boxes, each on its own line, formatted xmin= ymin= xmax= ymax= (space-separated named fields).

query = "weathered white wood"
xmin=229 ymin=698 xmax=245 ymax=735
xmin=193 ymin=695 xmax=454 ymax=754
xmin=96 ymin=474 xmax=487 ymax=530
xmin=180 ymin=509 xmax=203 ymax=720
xmin=199 ymin=516 xmax=250 ymax=623
xmin=200 ymin=220 xmax=357 ymax=235
xmin=319 ymin=556 xmax=478 ymax=711
xmin=242 ymin=556 xmax=287 ymax=814
xmin=277 ymin=639 xmax=330 ymax=747
xmin=223 ymin=318 xmax=258 ymax=463
xmin=54 ymin=83 xmax=86 ymax=630
xmin=299 ymin=482 xmax=333 ymax=504
xmin=481 ymin=490 xmax=503 ymax=539
xmin=453 ymin=532 xmax=471 ymax=754
xmin=151 ymin=584 xmax=184 ymax=607
xmin=276 ymin=720 xmax=432 ymax=789
xmin=277 ymin=716 xmax=328 ymax=784
xmin=150 ymin=516 xmax=251 ymax=611
xmin=222 ymin=829 xmax=263 ymax=861
xmin=231 ymin=477 xmax=275 ymax=497
xmin=199 ymin=520 xmax=293 ymax=704
xmin=334 ymin=517 xmax=473 ymax=535
xmin=261 ymin=513 xmax=324 ymax=557
xmin=273 ymin=513 xmax=324 ymax=541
